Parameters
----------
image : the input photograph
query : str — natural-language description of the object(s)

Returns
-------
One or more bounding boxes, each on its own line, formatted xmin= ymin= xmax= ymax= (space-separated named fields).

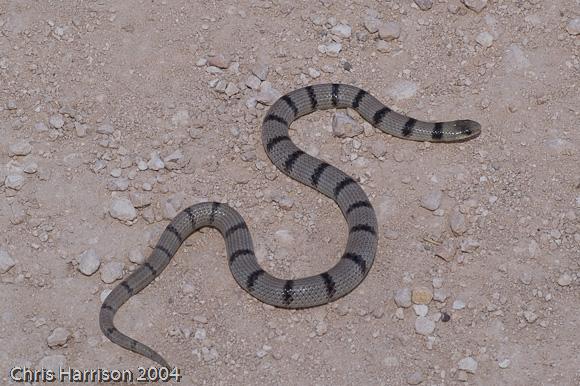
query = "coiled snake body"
xmin=100 ymin=84 xmax=481 ymax=367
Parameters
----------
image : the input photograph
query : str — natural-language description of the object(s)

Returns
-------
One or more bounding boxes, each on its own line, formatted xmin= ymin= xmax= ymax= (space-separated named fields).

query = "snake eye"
xmin=461 ymin=126 xmax=472 ymax=135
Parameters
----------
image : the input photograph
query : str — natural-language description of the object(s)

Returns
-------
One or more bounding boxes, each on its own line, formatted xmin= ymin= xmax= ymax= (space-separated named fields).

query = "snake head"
xmin=452 ymin=119 xmax=481 ymax=141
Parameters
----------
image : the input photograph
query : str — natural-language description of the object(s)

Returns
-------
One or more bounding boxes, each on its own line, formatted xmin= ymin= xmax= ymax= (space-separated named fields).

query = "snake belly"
xmin=99 ymin=83 xmax=481 ymax=367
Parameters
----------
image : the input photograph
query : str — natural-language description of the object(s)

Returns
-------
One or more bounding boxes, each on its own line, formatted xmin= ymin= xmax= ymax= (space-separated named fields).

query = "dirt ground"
xmin=1 ymin=0 xmax=579 ymax=385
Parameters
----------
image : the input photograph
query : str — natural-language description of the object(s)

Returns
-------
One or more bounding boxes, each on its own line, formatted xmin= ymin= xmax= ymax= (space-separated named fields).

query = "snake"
xmin=99 ymin=83 xmax=481 ymax=368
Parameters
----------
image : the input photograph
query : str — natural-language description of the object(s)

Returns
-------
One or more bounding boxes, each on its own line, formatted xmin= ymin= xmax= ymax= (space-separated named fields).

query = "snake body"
xmin=100 ymin=83 xmax=481 ymax=367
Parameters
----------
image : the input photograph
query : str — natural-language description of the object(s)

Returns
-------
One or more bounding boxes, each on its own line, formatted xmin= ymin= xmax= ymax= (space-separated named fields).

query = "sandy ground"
xmin=1 ymin=0 xmax=579 ymax=385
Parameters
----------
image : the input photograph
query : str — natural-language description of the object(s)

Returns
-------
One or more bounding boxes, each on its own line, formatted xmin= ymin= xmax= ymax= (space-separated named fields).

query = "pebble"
xmin=251 ymin=62 xmax=269 ymax=81
xmin=272 ymin=194 xmax=294 ymax=210
xmin=458 ymin=356 xmax=478 ymax=373
xmin=557 ymin=273 xmax=572 ymax=286
xmin=378 ymin=22 xmax=401 ymax=41
xmin=407 ymin=370 xmax=425 ymax=385
xmin=331 ymin=23 xmax=352 ymax=38
xmin=109 ymin=197 xmax=137 ymax=222
xmin=147 ymin=152 xmax=165 ymax=171
xmin=433 ymin=288 xmax=449 ymax=303
xmin=476 ymin=31 xmax=494 ymax=48
xmin=207 ymin=53 xmax=231 ymax=69
xmin=523 ymin=310 xmax=538 ymax=323
xmin=461 ymin=0 xmax=487 ymax=13
xmin=322 ymin=41 xmax=342 ymax=57
xmin=129 ymin=192 xmax=151 ymax=208
xmin=421 ymin=190 xmax=442 ymax=211
xmin=256 ymin=82 xmax=282 ymax=105
xmin=9 ymin=141 xmax=32 ymax=156
xmin=308 ymin=67 xmax=321 ymax=79
xmin=435 ymin=239 xmax=457 ymax=261
xmin=49 ymin=114 xmax=65 ymax=129
xmin=35 ymin=122 xmax=49 ymax=132
xmin=332 ymin=112 xmax=363 ymax=137
xmin=498 ymin=359 xmax=511 ymax=369
xmin=78 ymin=249 xmax=100 ymax=275
xmin=415 ymin=317 xmax=436 ymax=335
xmin=364 ymin=18 xmax=380 ymax=34
xmin=107 ymin=178 xmax=129 ymax=191
xmin=387 ymin=80 xmax=418 ymax=101
xmin=395 ymin=307 xmax=405 ymax=319
xmin=566 ymin=18 xmax=580 ymax=35
xmin=194 ymin=328 xmax=206 ymax=341
xmin=412 ymin=287 xmax=433 ymax=304
xmin=201 ymin=347 xmax=219 ymax=362
xmin=371 ymin=141 xmax=387 ymax=158
xmin=449 ymin=210 xmax=467 ymax=235
xmin=96 ymin=123 xmax=114 ymax=135
xmin=246 ymin=75 xmax=261 ymax=90
xmin=460 ymin=239 xmax=480 ymax=253
xmin=47 ymin=327 xmax=70 ymax=347
xmin=137 ymin=160 xmax=148 ymax=171
xmin=414 ymin=0 xmax=433 ymax=10
xmin=5 ymin=174 xmax=24 ymax=190
xmin=394 ymin=288 xmax=412 ymax=308
xmin=413 ymin=304 xmax=428 ymax=317
xmin=100 ymin=261 xmax=124 ymax=284
xmin=376 ymin=40 xmax=390 ymax=53
xmin=225 ymin=82 xmax=240 ymax=97
xmin=0 ymin=249 xmax=16 ymax=273
xmin=129 ymin=249 xmax=146 ymax=264
xmin=452 ymin=299 xmax=466 ymax=310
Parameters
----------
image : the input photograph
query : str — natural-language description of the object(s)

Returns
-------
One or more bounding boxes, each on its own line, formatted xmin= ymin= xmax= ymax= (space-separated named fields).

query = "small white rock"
xmin=47 ymin=327 xmax=70 ymax=347
xmin=332 ymin=112 xmax=363 ymax=138
xmin=324 ymin=41 xmax=342 ymax=57
xmin=378 ymin=22 xmax=401 ymax=41
xmin=413 ymin=304 xmax=429 ymax=317
xmin=458 ymin=356 xmax=478 ymax=373
xmin=9 ymin=141 xmax=32 ymax=156
xmin=566 ymin=18 xmax=580 ymax=35
xmin=421 ymin=190 xmax=442 ymax=211
xmin=147 ymin=152 xmax=165 ymax=171
xmin=449 ymin=210 xmax=467 ymax=235
xmin=100 ymin=261 xmax=124 ymax=284
xmin=557 ymin=273 xmax=572 ymax=286
xmin=0 ymin=249 xmax=16 ymax=273
xmin=415 ymin=317 xmax=436 ymax=335
xmin=331 ymin=23 xmax=352 ymax=38
xmin=476 ymin=31 xmax=494 ymax=48
xmin=109 ymin=198 xmax=137 ymax=222
xmin=129 ymin=249 xmax=146 ymax=264
xmin=452 ymin=299 xmax=466 ymax=310
xmin=414 ymin=0 xmax=433 ymax=10
xmin=394 ymin=288 xmax=412 ymax=308
xmin=96 ymin=123 xmax=114 ymax=134
xmin=498 ymin=359 xmax=511 ymax=369
xmin=78 ymin=249 xmax=101 ymax=275
xmin=49 ymin=114 xmax=65 ymax=129
xmin=461 ymin=0 xmax=487 ymax=13
xmin=256 ymin=82 xmax=282 ymax=105
xmin=5 ymin=174 xmax=25 ymax=190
